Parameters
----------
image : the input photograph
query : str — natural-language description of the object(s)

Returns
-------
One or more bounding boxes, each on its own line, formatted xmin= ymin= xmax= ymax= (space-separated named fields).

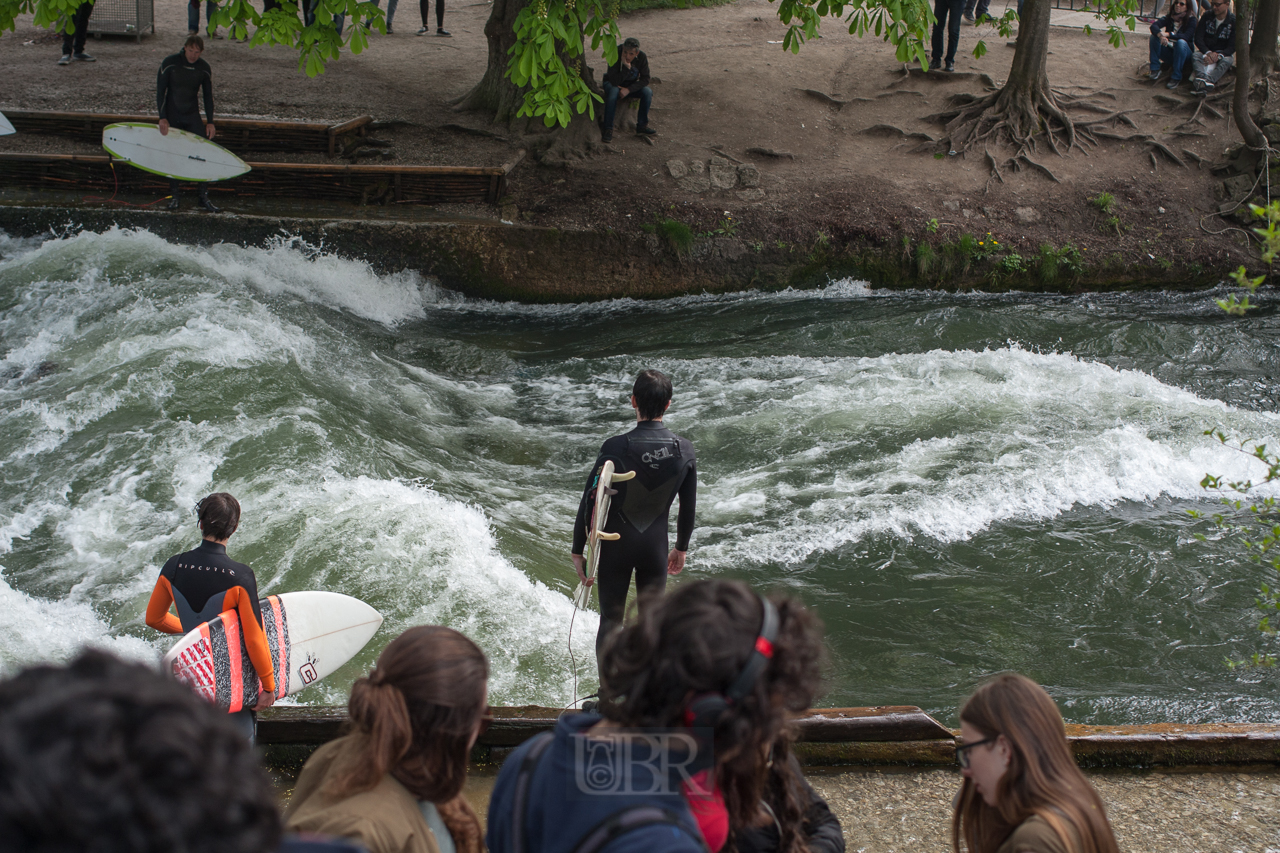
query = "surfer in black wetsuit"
xmin=572 ymin=369 xmax=697 ymax=660
xmin=156 ymin=35 xmax=219 ymax=213
xmin=146 ymin=492 xmax=275 ymax=741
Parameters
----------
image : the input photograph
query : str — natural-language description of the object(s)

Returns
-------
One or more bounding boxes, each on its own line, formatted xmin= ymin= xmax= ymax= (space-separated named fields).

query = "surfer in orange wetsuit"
xmin=146 ymin=492 xmax=275 ymax=741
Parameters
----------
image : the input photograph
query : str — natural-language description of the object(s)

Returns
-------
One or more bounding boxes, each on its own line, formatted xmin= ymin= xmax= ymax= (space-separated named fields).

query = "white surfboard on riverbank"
xmin=101 ymin=122 xmax=249 ymax=182
xmin=0 ymin=111 xmax=14 ymax=136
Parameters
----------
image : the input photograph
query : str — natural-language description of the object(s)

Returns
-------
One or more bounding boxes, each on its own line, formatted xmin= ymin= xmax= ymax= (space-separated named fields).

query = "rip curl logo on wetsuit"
xmin=641 ymin=445 xmax=674 ymax=467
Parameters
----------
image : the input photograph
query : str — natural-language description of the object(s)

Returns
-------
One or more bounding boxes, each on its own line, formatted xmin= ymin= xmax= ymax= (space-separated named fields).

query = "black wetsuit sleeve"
xmin=157 ymin=58 xmax=171 ymax=119
xmin=674 ymin=458 xmax=696 ymax=551
xmin=201 ymin=62 xmax=214 ymax=124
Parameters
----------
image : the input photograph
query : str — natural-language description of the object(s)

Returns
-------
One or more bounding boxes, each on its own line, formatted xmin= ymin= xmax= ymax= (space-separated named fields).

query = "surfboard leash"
xmin=81 ymin=160 xmax=174 ymax=208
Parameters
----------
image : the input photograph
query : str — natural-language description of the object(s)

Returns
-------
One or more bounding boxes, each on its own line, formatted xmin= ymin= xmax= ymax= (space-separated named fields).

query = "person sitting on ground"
xmin=156 ymin=35 xmax=220 ymax=212
xmin=952 ymin=673 xmax=1120 ymax=853
xmin=601 ymin=37 xmax=655 ymax=143
xmin=1149 ymin=0 xmax=1196 ymax=89
xmin=1191 ymin=0 xmax=1235 ymax=95
xmin=486 ymin=579 xmax=824 ymax=853
xmin=732 ymin=746 xmax=845 ymax=853
xmin=0 ymin=649 xmax=282 ymax=853
xmin=285 ymin=625 xmax=488 ymax=853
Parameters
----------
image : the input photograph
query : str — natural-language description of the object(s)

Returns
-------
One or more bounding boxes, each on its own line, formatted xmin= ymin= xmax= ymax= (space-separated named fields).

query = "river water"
xmin=1 ymin=227 xmax=1278 ymax=724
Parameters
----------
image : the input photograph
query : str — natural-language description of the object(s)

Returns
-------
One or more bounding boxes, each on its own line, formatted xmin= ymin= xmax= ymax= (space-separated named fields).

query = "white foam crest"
xmin=0 ymin=572 xmax=157 ymax=675
xmin=689 ymin=346 xmax=1280 ymax=565
xmin=197 ymin=235 xmax=454 ymax=327
xmin=245 ymin=472 xmax=597 ymax=706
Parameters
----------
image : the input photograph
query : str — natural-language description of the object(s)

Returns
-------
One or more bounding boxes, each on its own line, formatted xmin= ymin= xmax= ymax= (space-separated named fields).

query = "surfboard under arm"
xmin=573 ymin=463 xmax=635 ymax=610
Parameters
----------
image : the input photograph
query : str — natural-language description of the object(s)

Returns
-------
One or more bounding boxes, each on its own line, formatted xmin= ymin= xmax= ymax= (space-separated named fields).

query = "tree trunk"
xmin=453 ymin=0 xmax=526 ymax=123
xmin=1250 ymin=0 xmax=1280 ymax=77
xmin=990 ymin=0 xmax=1054 ymax=142
xmin=453 ymin=0 xmax=607 ymax=161
xmin=1236 ymin=0 xmax=1268 ymax=150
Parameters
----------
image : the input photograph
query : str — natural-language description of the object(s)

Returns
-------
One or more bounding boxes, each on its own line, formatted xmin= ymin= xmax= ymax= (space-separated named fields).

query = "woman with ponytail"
xmin=286 ymin=626 xmax=489 ymax=853
xmin=952 ymin=674 xmax=1119 ymax=853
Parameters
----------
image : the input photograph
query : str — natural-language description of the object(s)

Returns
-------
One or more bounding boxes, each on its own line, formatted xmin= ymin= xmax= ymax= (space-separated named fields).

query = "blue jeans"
xmin=931 ymin=0 xmax=964 ymax=63
xmin=368 ymin=0 xmax=397 ymax=26
xmin=602 ymin=83 xmax=651 ymax=131
xmin=188 ymin=0 xmax=217 ymax=32
xmin=1150 ymin=35 xmax=1192 ymax=80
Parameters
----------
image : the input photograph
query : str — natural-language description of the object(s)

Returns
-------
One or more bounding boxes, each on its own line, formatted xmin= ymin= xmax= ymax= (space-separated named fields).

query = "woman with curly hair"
xmin=487 ymin=579 xmax=827 ymax=853
xmin=286 ymin=626 xmax=488 ymax=853
xmin=952 ymin=674 xmax=1119 ymax=853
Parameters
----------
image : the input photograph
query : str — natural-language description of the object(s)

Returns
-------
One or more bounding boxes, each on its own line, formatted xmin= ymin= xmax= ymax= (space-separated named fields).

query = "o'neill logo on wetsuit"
xmin=641 ymin=446 xmax=673 ymax=467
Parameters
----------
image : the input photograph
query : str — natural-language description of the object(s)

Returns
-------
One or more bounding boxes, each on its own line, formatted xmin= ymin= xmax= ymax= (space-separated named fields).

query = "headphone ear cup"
xmin=684 ymin=693 xmax=729 ymax=732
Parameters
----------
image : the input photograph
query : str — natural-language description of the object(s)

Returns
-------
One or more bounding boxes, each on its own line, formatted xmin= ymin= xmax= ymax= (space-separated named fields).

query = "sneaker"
xmin=945 ymin=61 xmax=955 ymax=72
xmin=436 ymin=27 xmax=450 ymax=35
xmin=929 ymin=57 xmax=941 ymax=70
xmin=73 ymin=52 xmax=95 ymax=61
xmin=1149 ymin=69 xmax=1161 ymax=82
xmin=1190 ymin=78 xmax=1205 ymax=94
xmin=211 ymin=28 xmax=224 ymax=38
xmin=601 ymin=131 xmax=613 ymax=143
xmin=188 ymin=28 xmax=197 ymax=35
xmin=963 ymin=11 xmax=975 ymax=21
xmin=198 ymin=195 xmax=220 ymax=213
xmin=636 ymin=124 xmax=656 ymax=135
xmin=57 ymin=53 xmax=71 ymax=65
xmin=1203 ymin=79 xmax=1214 ymax=91
xmin=416 ymin=26 xmax=427 ymax=34
xmin=386 ymin=23 xmax=394 ymax=32
xmin=1166 ymin=78 xmax=1181 ymax=89
xmin=1006 ymin=40 xmax=1017 ymax=47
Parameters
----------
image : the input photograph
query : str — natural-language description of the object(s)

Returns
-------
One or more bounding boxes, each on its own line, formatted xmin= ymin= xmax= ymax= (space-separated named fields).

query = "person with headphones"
xmin=145 ymin=492 xmax=275 ymax=741
xmin=486 ymin=579 xmax=825 ymax=853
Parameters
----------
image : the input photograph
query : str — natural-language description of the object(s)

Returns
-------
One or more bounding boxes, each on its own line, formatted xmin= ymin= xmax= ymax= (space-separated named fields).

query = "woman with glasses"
xmin=1148 ymin=0 xmax=1197 ymax=89
xmin=952 ymin=674 xmax=1119 ymax=853
xmin=286 ymin=626 xmax=489 ymax=853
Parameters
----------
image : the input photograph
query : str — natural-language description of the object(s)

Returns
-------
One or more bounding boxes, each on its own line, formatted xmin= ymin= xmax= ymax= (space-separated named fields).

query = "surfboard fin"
xmin=612 ymin=471 xmax=637 ymax=482
xmin=596 ymin=532 xmax=621 ymax=541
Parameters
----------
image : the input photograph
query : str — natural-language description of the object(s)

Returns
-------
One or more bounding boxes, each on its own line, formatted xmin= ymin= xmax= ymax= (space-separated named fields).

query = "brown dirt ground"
xmin=0 ymin=0 xmax=1255 ymax=273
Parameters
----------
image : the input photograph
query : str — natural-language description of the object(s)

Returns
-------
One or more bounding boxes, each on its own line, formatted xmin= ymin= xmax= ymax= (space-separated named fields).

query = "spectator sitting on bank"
xmin=0 ymin=649 xmax=281 ymax=853
xmin=56 ymin=0 xmax=96 ymax=65
xmin=285 ymin=626 xmax=487 ymax=853
xmin=734 ymin=748 xmax=845 ymax=853
xmin=952 ymin=673 xmax=1120 ymax=853
xmin=601 ymin=37 xmax=655 ymax=143
xmin=486 ymin=579 xmax=824 ymax=853
xmin=1149 ymin=0 xmax=1196 ymax=88
xmin=1191 ymin=0 xmax=1235 ymax=95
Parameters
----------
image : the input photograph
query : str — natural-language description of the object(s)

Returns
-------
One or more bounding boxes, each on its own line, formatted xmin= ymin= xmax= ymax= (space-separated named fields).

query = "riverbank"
xmin=0 ymin=0 xmax=1262 ymax=296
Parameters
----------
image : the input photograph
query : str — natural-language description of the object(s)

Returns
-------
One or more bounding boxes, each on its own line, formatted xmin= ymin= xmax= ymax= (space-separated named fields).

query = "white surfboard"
xmin=102 ymin=122 xmax=250 ymax=182
xmin=574 ymin=460 xmax=635 ymax=609
xmin=163 ymin=591 xmax=383 ymax=712
xmin=0 ymin=110 xmax=14 ymax=137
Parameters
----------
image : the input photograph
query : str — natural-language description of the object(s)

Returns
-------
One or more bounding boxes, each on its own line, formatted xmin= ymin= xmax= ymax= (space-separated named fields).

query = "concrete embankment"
xmin=262 ymin=705 xmax=1280 ymax=851
xmin=0 ymin=203 xmax=1218 ymax=301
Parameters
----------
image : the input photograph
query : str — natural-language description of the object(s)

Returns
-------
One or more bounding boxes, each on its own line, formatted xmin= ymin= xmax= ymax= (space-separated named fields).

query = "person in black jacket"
xmin=1148 ymin=0 xmax=1196 ymax=88
xmin=600 ymin=36 xmax=655 ymax=143
xmin=729 ymin=752 xmax=845 ymax=853
xmin=157 ymin=35 xmax=220 ymax=211
xmin=1191 ymin=0 xmax=1235 ymax=94
xmin=572 ymin=369 xmax=695 ymax=659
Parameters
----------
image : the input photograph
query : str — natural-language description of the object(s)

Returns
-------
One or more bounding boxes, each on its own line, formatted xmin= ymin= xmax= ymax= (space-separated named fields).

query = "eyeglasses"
xmin=955 ymin=736 xmax=997 ymax=768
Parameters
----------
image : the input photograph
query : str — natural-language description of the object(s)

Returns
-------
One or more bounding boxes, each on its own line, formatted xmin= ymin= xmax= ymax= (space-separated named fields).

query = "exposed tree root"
xmin=1183 ymin=148 xmax=1204 ymax=164
xmin=1016 ymin=154 xmax=1060 ymax=182
xmin=745 ymin=147 xmax=796 ymax=159
xmin=983 ymin=148 xmax=1005 ymax=193
xmin=800 ymin=89 xmax=850 ymax=109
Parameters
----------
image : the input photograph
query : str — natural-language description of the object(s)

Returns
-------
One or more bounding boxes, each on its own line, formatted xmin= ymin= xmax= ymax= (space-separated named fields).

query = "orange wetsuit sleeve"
xmin=224 ymin=586 xmax=276 ymax=695
xmin=145 ymin=576 xmax=185 ymax=634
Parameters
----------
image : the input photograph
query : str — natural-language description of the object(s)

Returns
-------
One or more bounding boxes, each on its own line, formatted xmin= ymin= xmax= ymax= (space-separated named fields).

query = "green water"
xmin=1 ymin=227 xmax=1277 ymax=725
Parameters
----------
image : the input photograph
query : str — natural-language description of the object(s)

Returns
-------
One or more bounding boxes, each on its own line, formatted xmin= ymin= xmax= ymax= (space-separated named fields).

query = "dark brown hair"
xmin=951 ymin=674 xmax=1119 ymax=853
xmin=184 ymin=34 xmax=204 ymax=50
xmin=332 ymin=626 xmax=488 ymax=803
xmin=632 ymin=369 xmax=673 ymax=420
xmin=599 ymin=580 xmax=824 ymax=853
xmin=197 ymin=492 xmax=240 ymax=541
